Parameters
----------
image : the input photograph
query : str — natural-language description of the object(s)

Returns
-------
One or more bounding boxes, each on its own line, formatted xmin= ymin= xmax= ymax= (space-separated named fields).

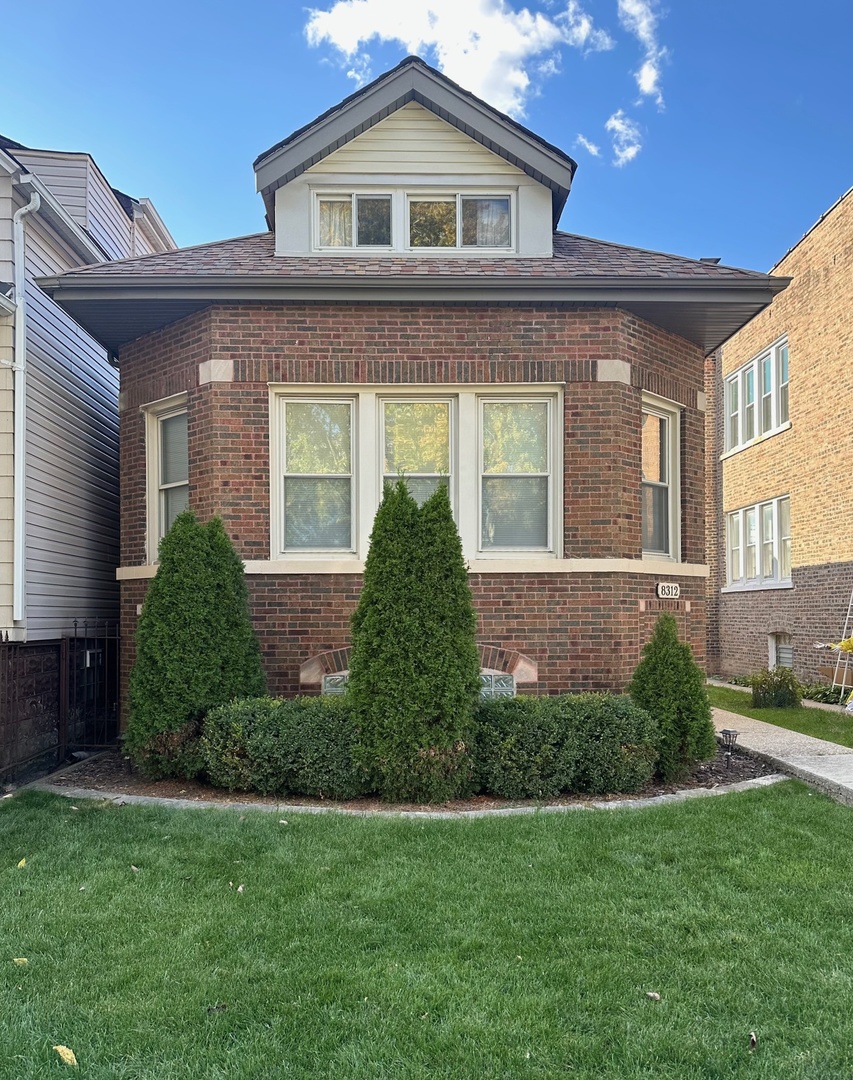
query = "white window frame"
xmin=142 ymin=392 xmax=188 ymax=563
xmin=723 ymin=336 xmax=790 ymax=453
xmin=724 ymin=495 xmax=792 ymax=590
xmin=641 ymin=394 xmax=681 ymax=561
xmin=269 ymin=385 xmax=561 ymax=562
xmin=311 ymin=188 xmax=517 ymax=254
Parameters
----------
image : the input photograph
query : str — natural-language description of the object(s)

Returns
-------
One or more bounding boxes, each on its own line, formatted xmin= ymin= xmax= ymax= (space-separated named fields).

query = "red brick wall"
xmin=118 ymin=301 xmax=707 ymax=707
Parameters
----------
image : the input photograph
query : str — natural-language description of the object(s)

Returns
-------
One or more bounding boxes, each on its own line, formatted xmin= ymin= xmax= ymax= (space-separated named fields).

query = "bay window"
xmin=272 ymin=388 xmax=559 ymax=560
xmin=144 ymin=394 xmax=189 ymax=560
xmin=641 ymin=397 xmax=680 ymax=559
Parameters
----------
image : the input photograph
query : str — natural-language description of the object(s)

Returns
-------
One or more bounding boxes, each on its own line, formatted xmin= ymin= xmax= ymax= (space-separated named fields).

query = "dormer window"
xmin=318 ymin=195 xmax=392 ymax=248
xmin=313 ymin=189 xmax=515 ymax=253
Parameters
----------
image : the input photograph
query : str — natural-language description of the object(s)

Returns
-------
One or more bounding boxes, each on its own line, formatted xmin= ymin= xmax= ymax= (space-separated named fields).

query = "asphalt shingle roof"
xmin=60 ymin=230 xmax=769 ymax=282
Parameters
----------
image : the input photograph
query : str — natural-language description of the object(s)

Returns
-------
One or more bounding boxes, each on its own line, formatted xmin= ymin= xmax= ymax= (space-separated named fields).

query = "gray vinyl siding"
xmin=13 ymin=150 xmax=89 ymax=227
xmin=85 ymin=160 xmax=132 ymax=261
xmin=22 ymin=215 xmax=119 ymax=638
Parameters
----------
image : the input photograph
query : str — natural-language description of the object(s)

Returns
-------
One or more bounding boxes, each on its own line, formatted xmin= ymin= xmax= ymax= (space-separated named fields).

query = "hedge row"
xmin=199 ymin=692 xmax=659 ymax=802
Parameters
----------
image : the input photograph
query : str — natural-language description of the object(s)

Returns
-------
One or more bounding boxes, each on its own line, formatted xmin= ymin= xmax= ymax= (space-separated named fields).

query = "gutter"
xmin=12 ymin=182 xmax=40 ymax=622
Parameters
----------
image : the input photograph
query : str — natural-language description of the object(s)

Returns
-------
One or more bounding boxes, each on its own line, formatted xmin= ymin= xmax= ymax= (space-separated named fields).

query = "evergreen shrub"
xmin=750 ymin=667 xmax=802 ymax=708
xmin=474 ymin=693 xmax=657 ymax=798
xmin=201 ymin=696 xmax=366 ymax=799
xmin=628 ymin=613 xmax=716 ymax=781
xmin=348 ymin=481 xmax=481 ymax=803
xmin=125 ymin=511 xmax=265 ymax=778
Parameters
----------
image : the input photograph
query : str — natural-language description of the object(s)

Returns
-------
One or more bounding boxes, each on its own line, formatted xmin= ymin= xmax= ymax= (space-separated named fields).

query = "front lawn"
xmin=3 ymin=785 xmax=853 ymax=1078
xmin=707 ymin=684 xmax=853 ymax=748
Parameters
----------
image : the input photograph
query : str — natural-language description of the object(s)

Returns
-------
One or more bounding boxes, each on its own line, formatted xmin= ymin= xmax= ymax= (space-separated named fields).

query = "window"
xmin=144 ymin=394 xmax=188 ymax=559
xmin=641 ymin=398 xmax=680 ymax=558
xmin=725 ymin=496 xmax=791 ymax=587
xmin=408 ymin=195 xmax=511 ymax=249
xmin=313 ymin=190 xmax=514 ymax=252
xmin=317 ymin=195 xmax=392 ymax=248
xmin=724 ymin=337 xmax=789 ymax=452
xmin=770 ymin=633 xmax=794 ymax=670
xmin=271 ymin=388 xmax=559 ymax=560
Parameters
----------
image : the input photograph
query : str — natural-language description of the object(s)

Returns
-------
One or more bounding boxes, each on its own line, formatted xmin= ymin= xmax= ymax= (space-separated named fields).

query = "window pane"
xmin=779 ymin=497 xmax=791 ymax=579
xmin=285 ymin=477 xmax=351 ymax=549
xmin=778 ymin=343 xmax=789 ymax=425
xmin=744 ymin=369 xmax=755 ymax=441
xmin=384 ymin=402 xmax=450 ymax=475
xmin=762 ymin=503 xmax=774 ymax=577
xmin=745 ymin=508 xmax=757 ymax=578
xmin=285 ymin=402 xmax=351 ymax=475
xmin=727 ymin=513 xmax=741 ymax=582
xmin=384 ymin=475 xmax=444 ymax=507
xmin=642 ymin=413 xmax=667 ymax=483
xmin=162 ymin=484 xmax=188 ymax=536
xmin=356 ymin=197 xmax=391 ymax=246
xmin=160 ymin=413 xmax=188 ymax=486
xmin=761 ymin=355 xmax=773 ymax=430
xmin=642 ymin=483 xmax=669 ymax=553
xmin=409 ymin=200 xmax=456 ymax=247
xmin=482 ymin=477 xmax=548 ymax=548
xmin=483 ymin=401 xmax=548 ymax=474
xmin=726 ymin=378 xmax=739 ymax=448
xmin=319 ymin=199 xmax=352 ymax=247
xmin=461 ymin=197 xmax=510 ymax=247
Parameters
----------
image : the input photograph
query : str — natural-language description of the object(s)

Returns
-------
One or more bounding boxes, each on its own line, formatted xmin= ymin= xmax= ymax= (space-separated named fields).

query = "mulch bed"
xmin=32 ymin=745 xmax=782 ymax=814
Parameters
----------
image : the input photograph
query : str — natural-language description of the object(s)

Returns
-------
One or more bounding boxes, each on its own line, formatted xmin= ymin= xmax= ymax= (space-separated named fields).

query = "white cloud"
xmin=617 ymin=0 xmax=667 ymax=107
xmin=575 ymin=133 xmax=601 ymax=157
xmin=304 ymin=0 xmax=614 ymax=118
xmin=605 ymin=109 xmax=642 ymax=166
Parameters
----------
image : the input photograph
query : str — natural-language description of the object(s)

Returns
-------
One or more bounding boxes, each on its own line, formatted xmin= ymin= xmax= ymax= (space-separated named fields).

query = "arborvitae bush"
xmin=628 ymin=613 xmax=716 ymax=781
xmin=125 ymin=511 xmax=265 ymax=778
xmin=750 ymin=667 xmax=802 ymax=708
xmin=348 ymin=480 xmax=481 ymax=802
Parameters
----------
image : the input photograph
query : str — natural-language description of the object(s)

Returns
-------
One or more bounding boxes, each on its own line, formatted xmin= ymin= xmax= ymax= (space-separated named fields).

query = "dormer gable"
xmin=254 ymin=56 xmax=576 ymax=259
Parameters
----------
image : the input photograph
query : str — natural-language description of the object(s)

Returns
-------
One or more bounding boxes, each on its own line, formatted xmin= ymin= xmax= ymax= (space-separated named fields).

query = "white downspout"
xmin=12 ymin=186 xmax=40 ymax=623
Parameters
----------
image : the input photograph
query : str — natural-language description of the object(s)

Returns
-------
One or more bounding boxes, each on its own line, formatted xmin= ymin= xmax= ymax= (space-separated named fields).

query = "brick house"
xmin=706 ymin=186 xmax=853 ymax=682
xmin=40 ymin=57 xmax=784 ymax=705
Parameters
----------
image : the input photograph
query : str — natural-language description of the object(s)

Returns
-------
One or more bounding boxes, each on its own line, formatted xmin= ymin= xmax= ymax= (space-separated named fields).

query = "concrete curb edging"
xmin=24 ymin=773 xmax=789 ymax=820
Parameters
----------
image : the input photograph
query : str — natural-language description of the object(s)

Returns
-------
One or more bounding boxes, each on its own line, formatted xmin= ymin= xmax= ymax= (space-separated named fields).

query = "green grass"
xmin=707 ymin=684 xmax=853 ymax=747
xmin=3 ymin=784 xmax=853 ymax=1078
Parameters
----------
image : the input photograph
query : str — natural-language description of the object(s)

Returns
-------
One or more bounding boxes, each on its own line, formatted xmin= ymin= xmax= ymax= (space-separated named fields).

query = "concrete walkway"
xmin=713 ymin=706 xmax=853 ymax=807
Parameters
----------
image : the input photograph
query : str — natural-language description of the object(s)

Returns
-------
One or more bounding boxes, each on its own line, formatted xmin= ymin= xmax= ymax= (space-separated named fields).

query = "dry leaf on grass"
xmin=16 ymin=858 xmax=26 ymax=869
xmin=53 ymin=1045 xmax=78 ymax=1067
xmin=12 ymin=957 xmax=28 ymax=966
xmin=645 ymin=991 xmax=661 ymax=1001
xmin=130 ymin=865 xmax=140 ymax=873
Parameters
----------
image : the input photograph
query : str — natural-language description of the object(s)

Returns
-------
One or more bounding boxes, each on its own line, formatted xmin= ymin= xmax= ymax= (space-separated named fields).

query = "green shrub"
xmin=628 ymin=613 xmax=716 ymax=782
xmin=567 ymin=693 xmax=659 ymax=794
xmin=750 ymin=667 xmax=802 ymax=708
xmin=126 ymin=512 xmax=265 ymax=779
xmin=202 ymin=696 xmax=367 ymax=800
xmin=801 ymin=682 xmax=847 ymax=704
xmin=349 ymin=481 xmax=480 ymax=803
xmin=474 ymin=697 xmax=579 ymax=799
xmin=474 ymin=693 xmax=658 ymax=799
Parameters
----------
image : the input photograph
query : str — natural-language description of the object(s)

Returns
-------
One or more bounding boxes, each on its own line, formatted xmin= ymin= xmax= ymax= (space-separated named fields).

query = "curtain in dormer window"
xmin=462 ymin=197 xmax=510 ymax=247
xmin=319 ymin=200 xmax=352 ymax=247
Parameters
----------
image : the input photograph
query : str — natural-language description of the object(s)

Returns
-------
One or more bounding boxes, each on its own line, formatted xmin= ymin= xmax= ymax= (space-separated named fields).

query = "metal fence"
xmin=0 ymin=619 xmax=120 ymax=784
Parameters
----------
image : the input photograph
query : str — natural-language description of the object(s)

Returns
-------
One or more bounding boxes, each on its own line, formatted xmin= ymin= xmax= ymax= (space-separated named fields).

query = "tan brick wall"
xmin=720 ymin=189 xmax=853 ymax=568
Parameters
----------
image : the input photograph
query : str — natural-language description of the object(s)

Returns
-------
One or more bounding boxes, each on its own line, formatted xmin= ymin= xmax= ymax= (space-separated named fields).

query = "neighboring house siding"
xmin=309 ymin=102 xmax=522 ymax=176
xmin=22 ymin=214 xmax=119 ymax=638
xmin=13 ymin=151 xmax=89 ymax=228
xmin=712 ymin=189 xmax=853 ymax=680
xmin=84 ymin=160 xmax=132 ymax=261
xmin=117 ymin=301 xmax=707 ymax=706
xmin=0 ymin=174 xmax=13 ymax=629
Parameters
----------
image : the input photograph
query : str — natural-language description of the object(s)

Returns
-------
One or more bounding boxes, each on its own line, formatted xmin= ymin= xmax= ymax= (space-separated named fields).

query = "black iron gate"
xmin=0 ymin=619 xmax=120 ymax=784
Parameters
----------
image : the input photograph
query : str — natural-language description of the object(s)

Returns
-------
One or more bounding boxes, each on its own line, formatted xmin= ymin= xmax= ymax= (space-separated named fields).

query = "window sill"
xmin=720 ymin=581 xmax=793 ymax=594
xmin=720 ymin=421 xmax=792 ymax=460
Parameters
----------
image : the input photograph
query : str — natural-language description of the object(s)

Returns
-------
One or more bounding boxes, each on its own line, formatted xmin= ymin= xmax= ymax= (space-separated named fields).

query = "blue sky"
xmin=3 ymin=0 xmax=851 ymax=272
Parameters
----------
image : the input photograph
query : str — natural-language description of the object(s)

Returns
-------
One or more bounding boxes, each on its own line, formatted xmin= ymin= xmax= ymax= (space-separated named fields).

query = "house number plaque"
xmin=656 ymin=582 xmax=681 ymax=599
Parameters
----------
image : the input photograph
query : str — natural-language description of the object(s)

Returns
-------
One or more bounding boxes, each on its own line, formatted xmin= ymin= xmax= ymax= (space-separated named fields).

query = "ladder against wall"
xmin=816 ymin=585 xmax=853 ymax=703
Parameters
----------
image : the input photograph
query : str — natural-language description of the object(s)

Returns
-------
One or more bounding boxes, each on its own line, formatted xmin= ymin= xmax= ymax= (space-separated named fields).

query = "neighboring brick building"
xmin=707 ymin=186 xmax=853 ymax=681
xmin=41 ymin=57 xmax=784 ymax=705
